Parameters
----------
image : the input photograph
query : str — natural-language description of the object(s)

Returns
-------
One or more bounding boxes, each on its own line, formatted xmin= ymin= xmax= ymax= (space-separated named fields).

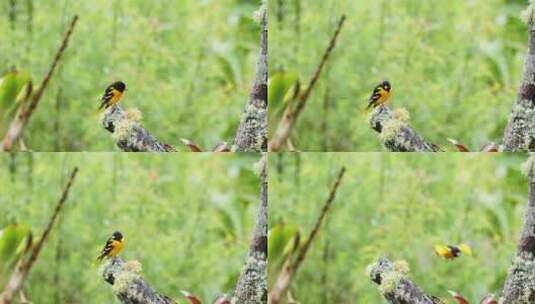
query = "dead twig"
xmin=1 ymin=15 xmax=78 ymax=151
xmin=269 ymin=167 xmax=346 ymax=304
xmin=269 ymin=15 xmax=346 ymax=152
xmin=0 ymin=167 xmax=79 ymax=304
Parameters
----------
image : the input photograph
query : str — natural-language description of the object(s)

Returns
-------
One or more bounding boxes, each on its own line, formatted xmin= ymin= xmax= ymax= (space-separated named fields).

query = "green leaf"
xmin=0 ymin=71 xmax=31 ymax=133
xmin=268 ymin=71 xmax=300 ymax=136
xmin=267 ymin=222 xmax=299 ymax=288
xmin=0 ymin=224 xmax=32 ymax=289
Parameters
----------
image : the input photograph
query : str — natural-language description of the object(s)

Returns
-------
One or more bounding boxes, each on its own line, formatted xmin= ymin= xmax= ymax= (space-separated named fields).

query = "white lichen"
xmin=378 ymin=271 xmax=403 ymax=295
xmin=393 ymin=260 xmax=410 ymax=275
xmin=112 ymin=265 xmax=141 ymax=295
xmin=392 ymin=108 xmax=410 ymax=123
xmin=112 ymin=119 xmax=137 ymax=142
xmin=124 ymin=260 xmax=142 ymax=274
xmin=253 ymin=3 xmax=266 ymax=24
xmin=125 ymin=108 xmax=143 ymax=123
xmin=521 ymin=155 xmax=535 ymax=177
xmin=521 ymin=1 xmax=535 ymax=25
xmin=253 ymin=154 xmax=267 ymax=177
xmin=379 ymin=119 xmax=404 ymax=143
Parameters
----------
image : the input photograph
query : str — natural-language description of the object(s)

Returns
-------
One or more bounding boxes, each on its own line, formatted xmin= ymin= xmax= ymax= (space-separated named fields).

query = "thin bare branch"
xmin=1 ymin=15 xmax=78 ymax=151
xmin=269 ymin=167 xmax=346 ymax=304
xmin=269 ymin=15 xmax=346 ymax=152
xmin=0 ymin=167 xmax=79 ymax=304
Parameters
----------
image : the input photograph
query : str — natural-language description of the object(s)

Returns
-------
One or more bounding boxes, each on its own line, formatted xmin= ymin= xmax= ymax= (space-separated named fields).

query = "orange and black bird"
xmin=434 ymin=243 xmax=472 ymax=260
xmin=98 ymin=81 xmax=126 ymax=111
xmin=365 ymin=80 xmax=392 ymax=110
xmin=96 ymin=231 xmax=125 ymax=261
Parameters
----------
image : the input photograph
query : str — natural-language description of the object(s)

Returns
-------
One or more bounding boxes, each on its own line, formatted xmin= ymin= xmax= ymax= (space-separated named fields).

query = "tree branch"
xmin=0 ymin=167 xmax=79 ymax=304
xmin=1 ymin=15 xmax=78 ymax=151
xmin=268 ymin=15 xmax=346 ymax=152
xmin=369 ymin=106 xmax=439 ymax=152
xmin=233 ymin=6 xmax=268 ymax=152
xmin=233 ymin=155 xmax=268 ymax=303
xmin=269 ymin=167 xmax=346 ymax=304
xmin=500 ymin=156 xmax=535 ymax=303
xmin=101 ymin=105 xmax=172 ymax=152
xmin=502 ymin=9 xmax=535 ymax=152
xmin=101 ymin=258 xmax=176 ymax=304
xmin=368 ymin=257 xmax=441 ymax=304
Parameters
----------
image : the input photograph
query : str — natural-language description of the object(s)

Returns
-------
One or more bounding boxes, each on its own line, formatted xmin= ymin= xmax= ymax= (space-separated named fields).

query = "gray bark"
xmin=502 ymin=17 xmax=535 ymax=151
xmin=368 ymin=257 xmax=441 ymax=304
xmin=233 ymin=156 xmax=268 ymax=304
xmin=500 ymin=157 xmax=535 ymax=303
xmin=233 ymin=6 xmax=268 ymax=152
xmin=369 ymin=106 xmax=439 ymax=152
xmin=102 ymin=258 xmax=175 ymax=304
xmin=101 ymin=105 xmax=168 ymax=152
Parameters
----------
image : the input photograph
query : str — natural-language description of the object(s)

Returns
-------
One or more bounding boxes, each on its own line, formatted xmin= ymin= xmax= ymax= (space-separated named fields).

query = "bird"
xmin=434 ymin=243 xmax=472 ymax=260
xmin=365 ymin=80 xmax=392 ymax=110
xmin=96 ymin=231 xmax=125 ymax=261
xmin=97 ymin=81 xmax=126 ymax=111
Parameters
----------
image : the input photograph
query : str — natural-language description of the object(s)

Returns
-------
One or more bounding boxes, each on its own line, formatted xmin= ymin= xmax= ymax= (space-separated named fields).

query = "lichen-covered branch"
xmin=101 ymin=105 xmax=172 ymax=152
xmin=500 ymin=156 xmax=535 ymax=303
xmin=233 ymin=155 xmax=268 ymax=304
xmin=369 ymin=106 xmax=439 ymax=152
xmin=101 ymin=258 xmax=175 ymax=304
xmin=233 ymin=6 xmax=268 ymax=152
xmin=268 ymin=15 xmax=346 ymax=152
xmin=269 ymin=167 xmax=346 ymax=304
xmin=502 ymin=6 xmax=535 ymax=152
xmin=1 ymin=15 xmax=78 ymax=151
xmin=368 ymin=257 xmax=441 ymax=304
xmin=0 ymin=167 xmax=79 ymax=304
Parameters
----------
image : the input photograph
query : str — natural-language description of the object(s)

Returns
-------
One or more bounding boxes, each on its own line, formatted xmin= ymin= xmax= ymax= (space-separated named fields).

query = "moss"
xmin=378 ymin=271 xmax=403 ymax=295
xmin=124 ymin=260 xmax=142 ymax=274
xmin=112 ymin=119 xmax=136 ymax=142
xmin=521 ymin=1 xmax=535 ymax=25
xmin=392 ymin=108 xmax=410 ymax=123
xmin=253 ymin=3 xmax=266 ymax=24
xmin=125 ymin=108 xmax=143 ymax=123
xmin=379 ymin=119 xmax=404 ymax=143
xmin=111 ymin=260 xmax=142 ymax=295
xmin=393 ymin=260 xmax=410 ymax=275
xmin=503 ymin=255 xmax=535 ymax=303
xmin=521 ymin=155 xmax=535 ymax=177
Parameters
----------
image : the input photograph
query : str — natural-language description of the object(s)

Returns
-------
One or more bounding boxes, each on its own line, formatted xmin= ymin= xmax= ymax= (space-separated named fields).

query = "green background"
xmin=0 ymin=0 xmax=262 ymax=151
xmin=0 ymin=153 xmax=261 ymax=303
xmin=269 ymin=0 xmax=528 ymax=151
xmin=269 ymin=153 xmax=527 ymax=303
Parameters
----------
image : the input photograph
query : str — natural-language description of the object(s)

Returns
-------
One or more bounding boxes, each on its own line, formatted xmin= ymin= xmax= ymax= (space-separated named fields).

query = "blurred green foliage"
xmin=269 ymin=0 xmax=529 ymax=151
xmin=0 ymin=0 xmax=262 ymax=151
xmin=0 ymin=223 xmax=32 ymax=289
xmin=0 ymin=153 xmax=260 ymax=303
xmin=270 ymin=153 xmax=527 ymax=303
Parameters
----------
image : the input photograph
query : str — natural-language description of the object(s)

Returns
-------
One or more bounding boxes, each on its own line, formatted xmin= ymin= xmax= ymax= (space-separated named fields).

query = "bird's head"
xmin=112 ymin=231 xmax=123 ymax=241
xmin=381 ymin=80 xmax=391 ymax=92
xmin=113 ymin=81 xmax=126 ymax=92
